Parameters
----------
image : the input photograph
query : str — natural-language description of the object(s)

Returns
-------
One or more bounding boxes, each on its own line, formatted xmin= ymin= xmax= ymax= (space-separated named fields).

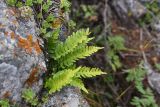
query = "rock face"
xmin=42 ymin=87 xmax=89 ymax=107
xmin=111 ymin=0 xmax=147 ymax=20
xmin=0 ymin=0 xmax=45 ymax=103
xmin=0 ymin=1 xmax=89 ymax=107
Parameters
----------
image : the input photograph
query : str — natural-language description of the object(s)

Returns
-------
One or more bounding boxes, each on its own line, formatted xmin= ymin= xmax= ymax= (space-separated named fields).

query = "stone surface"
xmin=112 ymin=0 xmax=147 ymax=20
xmin=42 ymin=87 xmax=89 ymax=107
xmin=0 ymin=0 xmax=45 ymax=103
xmin=144 ymin=62 xmax=160 ymax=94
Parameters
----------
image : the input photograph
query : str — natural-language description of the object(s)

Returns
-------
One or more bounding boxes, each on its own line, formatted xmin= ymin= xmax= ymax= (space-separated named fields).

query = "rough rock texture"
xmin=0 ymin=0 xmax=45 ymax=103
xmin=0 ymin=0 xmax=89 ymax=106
xmin=111 ymin=0 xmax=147 ymax=20
xmin=42 ymin=87 xmax=89 ymax=107
xmin=143 ymin=60 xmax=160 ymax=94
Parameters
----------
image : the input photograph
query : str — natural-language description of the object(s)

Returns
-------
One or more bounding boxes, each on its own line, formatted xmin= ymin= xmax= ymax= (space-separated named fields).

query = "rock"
xmin=148 ymin=72 xmax=160 ymax=94
xmin=0 ymin=0 xmax=45 ymax=104
xmin=151 ymin=20 xmax=160 ymax=32
xmin=144 ymin=60 xmax=160 ymax=94
xmin=112 ymin=0 xmax=147 ymax=20
xmin=42 ymin=87 xmax=89 ymax=107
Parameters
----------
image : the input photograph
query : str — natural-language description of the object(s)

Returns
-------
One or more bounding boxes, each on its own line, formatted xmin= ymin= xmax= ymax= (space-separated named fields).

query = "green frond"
xmin=70 ymin=78 xmax=88 ymax=93
xmin=45 ymin=67 xmax=80 ymax=94
xmin=76 ymin=66 xmax=106 ymax=78
xmin=53 ymin=29 xmax=91 ymax=59
xmin=108 ymin=36 xmax=126 ymax=51
xmin=47 ymin=29 xmax=61 ymax=51
xmin=59 ymin=46 xmax=103 ymax=68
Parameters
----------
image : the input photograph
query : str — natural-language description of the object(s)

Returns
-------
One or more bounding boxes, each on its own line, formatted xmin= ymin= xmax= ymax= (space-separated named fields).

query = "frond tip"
xmin=53 ymin=29 xmax=91 ymax=59
xmin=76 ymin=66 xmax=106 ymax=78
xmin=70 ymin=78 xmax=88 ymax=93
xmin=59 ymin=46 xmax=103 ymax=68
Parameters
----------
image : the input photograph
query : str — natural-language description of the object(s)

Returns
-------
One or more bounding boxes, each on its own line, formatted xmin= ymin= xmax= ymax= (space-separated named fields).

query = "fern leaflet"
xmin=76 ymin=66 xmax=106 ymax=78
xmin=45 ymin=67 xmax=80 ymax=94
xmin=70 ymin=78 xmax=88 ymax=93
xmin=53 ymin=29 xmax=90 ymax=59
xmin=59 ymin=46 xmax=102 ymax=68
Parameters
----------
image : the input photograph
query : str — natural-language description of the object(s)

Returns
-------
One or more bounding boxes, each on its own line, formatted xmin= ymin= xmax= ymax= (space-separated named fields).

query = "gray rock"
xmin=112 ymin=0 xmax=147 ymax=19
xmin=151 ymin=20 xmax=160 ymax=32
xmin=144 ymin=62 xmax=160 ymax=94
xmin=42 ymin=87 xmax=89 ymax=107
xmin=0 ymin=0 xmax=89 ymax=106
xmin=0 ymin=0 xmax=45 ymax=104
xmin=148 ymin=72 xmax=160 ymax=94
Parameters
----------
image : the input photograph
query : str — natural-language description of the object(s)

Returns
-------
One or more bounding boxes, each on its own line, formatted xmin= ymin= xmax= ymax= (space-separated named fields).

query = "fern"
xmin=45 ymin=66 xmax=105 ymax=93
xmin=70 ymin=78 xmax=88 ymax=93
xmin=45 ymin=29 xmax=105 ymax=93
xmin=75 ymin=66 xmax=106 ymax=78
xmin=107 ymin=50 xmax=122 ymax=71
xmin=131 ymin=88 xmax=158 ymax=107
xmin=126 ymin=63 xmax=158 ymax=107
xmin=59 ymin=46 xmax=102 ymax=68
xmin=107 ymin=36 xmax=125 ymax=71
xmin=126 ymin=64 xmax=146 ymax=82
xmin=52 ymin=29 xmax=90 ymax=59
xmin=108 ymin=36 xmax=126 ymax=51
xmin=45 ymin=67 xmax=80 ymax=93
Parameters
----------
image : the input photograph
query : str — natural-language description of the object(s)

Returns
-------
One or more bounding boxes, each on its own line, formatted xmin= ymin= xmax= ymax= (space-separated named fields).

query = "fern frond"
xmin=53 ymin=29 xmax=91 ymax=59
xmin=59 ymin=46 xmax=103 ymax=68
xmin=70 ymin=78 xmax=88 ymax=93
xmin=108 ymin=36 xmax=126 ymax=51
xmin=45 ymin=67 xmax=80 ymax=94
xmin=75 ymin=66 xmax=106 ymax=78
xmin=47 ymin=29 xmax=61 ymax=52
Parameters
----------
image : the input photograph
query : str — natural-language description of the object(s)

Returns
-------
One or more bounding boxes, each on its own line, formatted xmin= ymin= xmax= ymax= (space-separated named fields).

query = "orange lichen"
xmin=4 ymin=31 xmax=17 ymax=40
xmin=25 ymin=67 xmax=39 ymax=86
xmin=27 ymin=34 xmax=33 ymax=41
xmin=10 ymin=31 xmax=15 ymax=39
xmin=33 ymin=41 xmax=42 ymax=55
xmin=18 ymin=37 xmax=31 ymax=53
xmin=17 ymin=34 xmax=42 ymax=55
xmin=2 ymin=91 xmax=11 ymax=98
